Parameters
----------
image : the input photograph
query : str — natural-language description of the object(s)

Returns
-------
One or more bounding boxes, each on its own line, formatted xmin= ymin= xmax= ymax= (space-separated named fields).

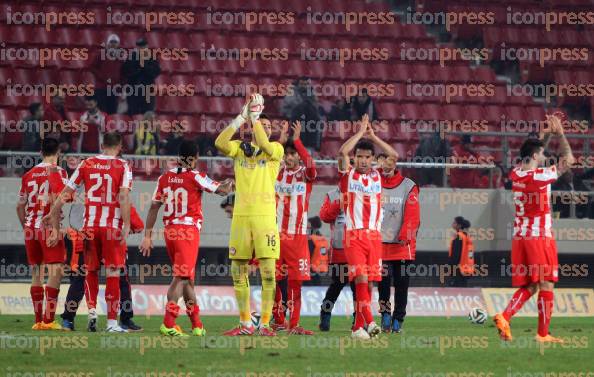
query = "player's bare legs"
xmin=30 ymin=264 xmax=45 ymax=329
xmin=40 ymin=262 xmax=64 ymax=329
xmin=182 ymin=280 xmax=205 ymax=335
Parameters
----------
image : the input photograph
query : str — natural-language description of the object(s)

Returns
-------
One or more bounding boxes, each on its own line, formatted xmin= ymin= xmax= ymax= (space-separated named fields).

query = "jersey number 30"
xmin=163 ymin=187 xmax=189 ymax=218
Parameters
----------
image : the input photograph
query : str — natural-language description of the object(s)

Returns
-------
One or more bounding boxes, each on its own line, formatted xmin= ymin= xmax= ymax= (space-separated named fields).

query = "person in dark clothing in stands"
xmin=351 ymin=89 xmax=378 ymax=121
xmin=21 ymin=102 xmax=44 ymax=152
xmin=448 ymin=216 xmax=475 ymax=287
xmin=551 ymin=170 xmax=589 ymax=219
xmin=90 ymin=34 xmax=123 ymax=114
xmin=121 ymin=38 xmax=161 ymax=115
xmin=43 ymin=94 xmax=71 ymax=152
xmin=327 ymin=98 xmax=352 ymax=122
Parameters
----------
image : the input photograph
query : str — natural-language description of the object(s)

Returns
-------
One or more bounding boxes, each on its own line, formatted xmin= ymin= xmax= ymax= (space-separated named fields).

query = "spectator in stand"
xmin=281 ymin=77 xmax=322 ymax=151
xmin=476 ymin=164 xmax=510 ymax=189
xmin=414 ymin=126 xmax=450 ymax=187
xmin=133 ymin=111 xmax=160 ymax=155
xmin=351 ymin=89 xmax=378 ymax=121
xmin=90 ymin=34 xmax=122 ymax=114
xmin=121 ymin=38 xmax=161 ymax=115
xmin=161 ymin=129 xmax=185 ymax=156
xmin=76 ymin=96 xmax=110 ymax=153
xmin=43 ymin=94 xmax=71 ymax=152
xmin=449 ymin=135 xmax=481 ymax=188
xmin=21 ymin=102 xmax=44 ymax=152
xmin=327 ymin=98 xmax=351 ymax=122
xmin=551 ymin=170 xmax=589 ymax=219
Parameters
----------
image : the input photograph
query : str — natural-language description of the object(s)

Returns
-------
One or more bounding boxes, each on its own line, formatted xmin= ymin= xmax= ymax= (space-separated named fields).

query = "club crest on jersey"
xmin=229 ymin=247 xmax=236 ymax=255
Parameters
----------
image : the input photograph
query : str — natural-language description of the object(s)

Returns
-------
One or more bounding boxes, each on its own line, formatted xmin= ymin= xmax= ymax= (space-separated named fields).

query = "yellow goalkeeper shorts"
xmin=229 ymin=215 xmax=280 ymax=260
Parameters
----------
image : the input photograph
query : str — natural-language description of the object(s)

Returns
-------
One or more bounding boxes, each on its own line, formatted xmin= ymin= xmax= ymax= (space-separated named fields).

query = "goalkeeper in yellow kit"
xmin=215 ymin=93 xmax=283 ymax=336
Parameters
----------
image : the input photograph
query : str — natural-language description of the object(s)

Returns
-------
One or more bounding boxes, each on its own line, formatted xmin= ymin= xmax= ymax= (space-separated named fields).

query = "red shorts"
xmin=84 ymin=227 xmax=127 ymax=270
xmin=344 ymin=229 xmax=383 ymax=282
xmin=511 ymin=237 xmax=559 ymax=287
xmin=165 ymin=225 xmax=200 ymax=280
xmin=276 ymin=234 xmax=310 ymax=281
xmin=24 ymin=227 xmax=66 ymax=265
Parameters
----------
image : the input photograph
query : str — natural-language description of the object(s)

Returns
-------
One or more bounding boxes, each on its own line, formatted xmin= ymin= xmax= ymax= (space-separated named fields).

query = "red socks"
xmin=85 ymin=270 xmax=99 ymax=310
xmin=287 ymin=280 xmax=302 ymax=328
xmin=164 ymin=302 xmax=180 ymax=328
xmin=272 ymin=285 xmax=285 ymax=325
xmin=105 ymin=276 xmax=120 ymax=320
xmin=503 ymin=288 xmax=533 ymax=321
xmin=43 ymin=286 xmax=59 ymax=324
xmin=354 ymin=282 xmax=373 ymax=330
xmin=186 ymin=303 xmax=203 ymax=329
xmin=537 ymin=290 xmax=554 ymax=337
xmin=30 ymin=286 xmax=44 ymax=323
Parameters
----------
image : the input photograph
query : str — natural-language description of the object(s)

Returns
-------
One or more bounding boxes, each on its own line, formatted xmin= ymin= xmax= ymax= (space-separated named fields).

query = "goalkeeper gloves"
xmin=248 ymin=93 xmax=264 ymax=124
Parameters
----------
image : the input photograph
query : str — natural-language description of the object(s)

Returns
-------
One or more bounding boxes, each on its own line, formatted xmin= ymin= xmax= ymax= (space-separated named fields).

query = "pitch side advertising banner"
xmin=482 ymin=288 xmax=594 ymax=317
xmin=0 ymin=284 xmax=592 ymax=316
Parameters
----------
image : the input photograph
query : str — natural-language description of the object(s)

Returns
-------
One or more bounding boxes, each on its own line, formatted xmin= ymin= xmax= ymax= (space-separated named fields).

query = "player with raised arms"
xmin=337 ymin=114 xmax=398 ymax=339
xmin=215 ymin=93 xmax=284 ymax=336
xmin=494 ymin=112 xmax=575 ymax=343
xmin=45 ymin=132 xmax=132 ymax=333
xmin=272 ymin=120 xmax=317 ymax=335
xmin=17 ymin=138 xmax=68 ymax=330
xmin=140 ymin=140 xmax=233 ymax=336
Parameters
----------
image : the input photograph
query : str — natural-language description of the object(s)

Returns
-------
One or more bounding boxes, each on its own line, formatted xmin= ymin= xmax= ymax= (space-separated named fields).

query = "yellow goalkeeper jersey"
xmin=225 ymin=140 xmax=284 ymax=216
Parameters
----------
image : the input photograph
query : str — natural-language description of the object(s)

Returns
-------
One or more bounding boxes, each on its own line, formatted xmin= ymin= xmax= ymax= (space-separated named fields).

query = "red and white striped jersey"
xmin=275 ymin=166 xmax=314 ymax=235
xmin=19 ymin=163 xmax=68 ymax=228
xmin=66 ymin=155 xmax=132 ymax=229
xmin=339 ymin=167 xmax=384 ymax=231
xmin=510 ymin=165 xmax=558 ymax=238
xmin=152 ymin=168 xmax=221 ymax=229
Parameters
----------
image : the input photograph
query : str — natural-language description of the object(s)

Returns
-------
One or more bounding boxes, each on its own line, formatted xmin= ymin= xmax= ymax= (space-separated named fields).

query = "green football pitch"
xmin=1 ymin=316 xmax=593 ymax=377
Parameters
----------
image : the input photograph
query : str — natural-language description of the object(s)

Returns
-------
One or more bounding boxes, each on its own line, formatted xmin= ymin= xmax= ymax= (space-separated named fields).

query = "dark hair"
xmin=376 ymin=153 xmax=387 ymax=159
xmin=85 ymin=95 xmax=97 ymax=102
xmin=103 ymin=132 xmax=122 ymax=148
xmin=454 ymin=216 xmax=471 ymax=230
xmin=41 ymin=137 xmax=60 ymax=156
xmin=259 ymin=113 xmax=269 ymax=122
xmin=308 ymin=216 xmax=322 ymax=230
xmin=284 ymin=139 xmax=296 ymax=153
xmin=29 ymin=102 xmax=42 ymax=115
xmin=354 ymin=139 xmax=375 ymax=155
xmin=520 ymin=138 xmax=544 ymax=159
xmin=178 ymin=140 xmax=198 ymax=170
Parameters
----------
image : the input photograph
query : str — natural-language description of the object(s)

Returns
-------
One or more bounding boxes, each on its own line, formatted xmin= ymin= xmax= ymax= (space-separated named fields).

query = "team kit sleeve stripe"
xmin=533 ymin=167 xmax=557 ymax=183
xmin=121 ymin=161 xmax=133 ymax=189
xmin=194 ymin=172 xmax=221 ymax=193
